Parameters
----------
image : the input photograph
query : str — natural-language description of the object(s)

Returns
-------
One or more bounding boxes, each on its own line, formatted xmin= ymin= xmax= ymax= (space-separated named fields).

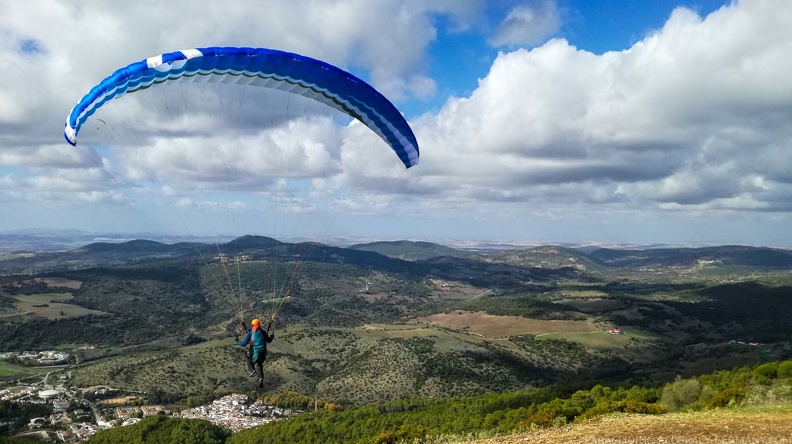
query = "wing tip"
xmin=64 ymin=122 xmax=78 ymax=146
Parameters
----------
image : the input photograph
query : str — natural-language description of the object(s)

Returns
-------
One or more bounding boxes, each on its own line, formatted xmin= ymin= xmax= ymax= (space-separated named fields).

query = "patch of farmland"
xmin=11 ymin=293 xmax=106 ymax=320
xmin=416 ymin=310 xmax=598 ymax=338
xmin=39 ymin=277 xmax=82 ymax=289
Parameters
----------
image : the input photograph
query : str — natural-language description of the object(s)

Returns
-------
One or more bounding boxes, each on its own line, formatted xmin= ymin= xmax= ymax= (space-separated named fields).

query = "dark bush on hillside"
xmin=182 ymin=335 xmax=207 ymax=346
xmin=753 ymin=362 xmax=779 ymax=383
xmin=706 ymin=386 xmax=746 ymax=407
xmin=660 ymin=377 xmax=701 ymax=411
xmin=779 ymin=361 xmax=792 ymax=379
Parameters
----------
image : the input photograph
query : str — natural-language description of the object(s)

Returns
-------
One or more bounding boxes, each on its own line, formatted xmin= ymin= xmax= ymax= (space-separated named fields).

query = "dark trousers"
xmin=245 ymin=348 xmax=266 ymax=380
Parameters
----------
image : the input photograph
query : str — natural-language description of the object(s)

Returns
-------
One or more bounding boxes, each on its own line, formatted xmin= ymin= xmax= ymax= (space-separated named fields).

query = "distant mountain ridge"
xmin=590 ymin=245 xmax=792 ymax=267
xmin=223 ymin=234 xmax=283 ymax=250
xmin=72 ymin=235 xmax=287 ymax=257
xmin=482 ymin=245 xmax=609 ymax=271
xmin=3 ymin=235 xmax=792 ymax=275
xmin=0 ymin=235 xmax=419 ymax=275
xmin=348 ymin=240 xmax=468 ymax=261
xmin=0 ymin=229 xmax=238 ymax=253
xmin=76 ymin=239 xmax=179 ymax=253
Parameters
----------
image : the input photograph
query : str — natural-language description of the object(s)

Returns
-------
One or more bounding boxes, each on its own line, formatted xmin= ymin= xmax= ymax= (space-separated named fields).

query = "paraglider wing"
xmin=64 ymin=47 xmax=419 ymax=168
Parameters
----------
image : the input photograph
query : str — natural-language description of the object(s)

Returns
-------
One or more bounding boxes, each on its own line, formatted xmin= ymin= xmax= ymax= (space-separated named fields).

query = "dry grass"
xmin=460 ymin=406 xmax=792 ymax=444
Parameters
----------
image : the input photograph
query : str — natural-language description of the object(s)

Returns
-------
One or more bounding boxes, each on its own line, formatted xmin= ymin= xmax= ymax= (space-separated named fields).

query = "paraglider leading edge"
xmin=63 ymin=46 xmax=420 ymax=169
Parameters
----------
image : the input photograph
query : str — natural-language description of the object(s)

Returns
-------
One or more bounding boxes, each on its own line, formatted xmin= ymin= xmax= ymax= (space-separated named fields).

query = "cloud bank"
xmin=1 ymin=0 xmax=791 ymax=243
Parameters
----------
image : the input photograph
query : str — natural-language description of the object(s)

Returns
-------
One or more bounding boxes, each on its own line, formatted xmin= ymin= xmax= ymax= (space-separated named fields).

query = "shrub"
xmin=706 ymin=386 xmax=745 ymax=408
xmin=516 ymin=408 xmax=559 ymax=428
xmin=697 ymin=384 xmax=718 ymax=406
xmin=752 ymin=363 xmax=778 ymax=383
xmin=625 ymin=386 xmax=660 ymax=403
xmin=777 ymin=361 xmax=792 ymax=379
xmin=660 ymin=377 xmax=701 ymax=411
xmin=742 ymin=380 xmax=792 ymax=406
xmin=623 ymin=400 xmax=667 ymax=414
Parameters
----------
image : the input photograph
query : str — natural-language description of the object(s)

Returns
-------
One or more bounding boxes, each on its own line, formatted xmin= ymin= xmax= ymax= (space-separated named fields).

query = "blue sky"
xmin=565 ymin=1 xmax=730 ymax=52
xmin=1 ymin=0 xmax=792 ymax=247
xmin=422 ymin=0 xmax=732 ymax=115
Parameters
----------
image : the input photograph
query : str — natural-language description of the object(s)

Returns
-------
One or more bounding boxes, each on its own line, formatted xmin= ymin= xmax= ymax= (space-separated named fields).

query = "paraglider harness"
xmin=240 ymin=320 xmax=272 ymax=361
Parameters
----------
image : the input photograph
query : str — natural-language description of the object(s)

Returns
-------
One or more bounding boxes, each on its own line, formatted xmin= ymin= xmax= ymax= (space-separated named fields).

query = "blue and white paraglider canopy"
xmin=64 ymin=46 xmax=419 ymax=168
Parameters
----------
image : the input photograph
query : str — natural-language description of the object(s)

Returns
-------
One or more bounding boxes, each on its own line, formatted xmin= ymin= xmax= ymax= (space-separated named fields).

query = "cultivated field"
xmin=0 ymin=277 xmax=83 ymax=292
xmin=412 ymin=310 xmax=659 ymax=354
xmin=7 ymin=293 xmax=106 ymax=320
xmin=536 ymin=327 xmax=654 ymax=348
xmin=1 ymin=277 xmax=98 ymax=320
xmin=37 ymin=277 xmax=83 ymax=289
xmin=417 ymin=310 xmax=603 ymax=338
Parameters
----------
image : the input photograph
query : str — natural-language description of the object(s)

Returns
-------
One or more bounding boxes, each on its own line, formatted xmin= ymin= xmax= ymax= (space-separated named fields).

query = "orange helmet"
xmin=251 ymin=318 xmax=260 ymax=327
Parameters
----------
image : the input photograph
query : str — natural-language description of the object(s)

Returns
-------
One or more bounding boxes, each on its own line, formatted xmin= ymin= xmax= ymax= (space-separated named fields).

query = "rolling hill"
xmin=348 ymin=240 xmax=469 ymax=261
xmin=481 ymin=245 xmax=610 ymax=272
xmin=589 ymin=245 xmax=792 ymax=268
xmin=4 ymin=235 xmax=792 ymax=408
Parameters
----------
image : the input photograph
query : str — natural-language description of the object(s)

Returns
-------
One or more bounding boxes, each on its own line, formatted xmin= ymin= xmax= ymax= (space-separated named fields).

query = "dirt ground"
xmin=463 ymin=406 xmax=792 ymax=443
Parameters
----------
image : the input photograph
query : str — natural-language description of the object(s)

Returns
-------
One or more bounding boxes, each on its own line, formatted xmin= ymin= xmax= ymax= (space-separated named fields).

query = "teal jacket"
xmin=237 ymin=327 xmax=274 ymax=357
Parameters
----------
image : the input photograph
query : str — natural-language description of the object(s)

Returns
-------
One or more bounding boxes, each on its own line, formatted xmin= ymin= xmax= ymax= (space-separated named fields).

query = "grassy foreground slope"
xmin=78 ymin=359 xmax=792 ymax=443
xmin=467 ymin=405 xmax=792 ymax=443
xmin=225 ymin=360 xmax=792 ymax=443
